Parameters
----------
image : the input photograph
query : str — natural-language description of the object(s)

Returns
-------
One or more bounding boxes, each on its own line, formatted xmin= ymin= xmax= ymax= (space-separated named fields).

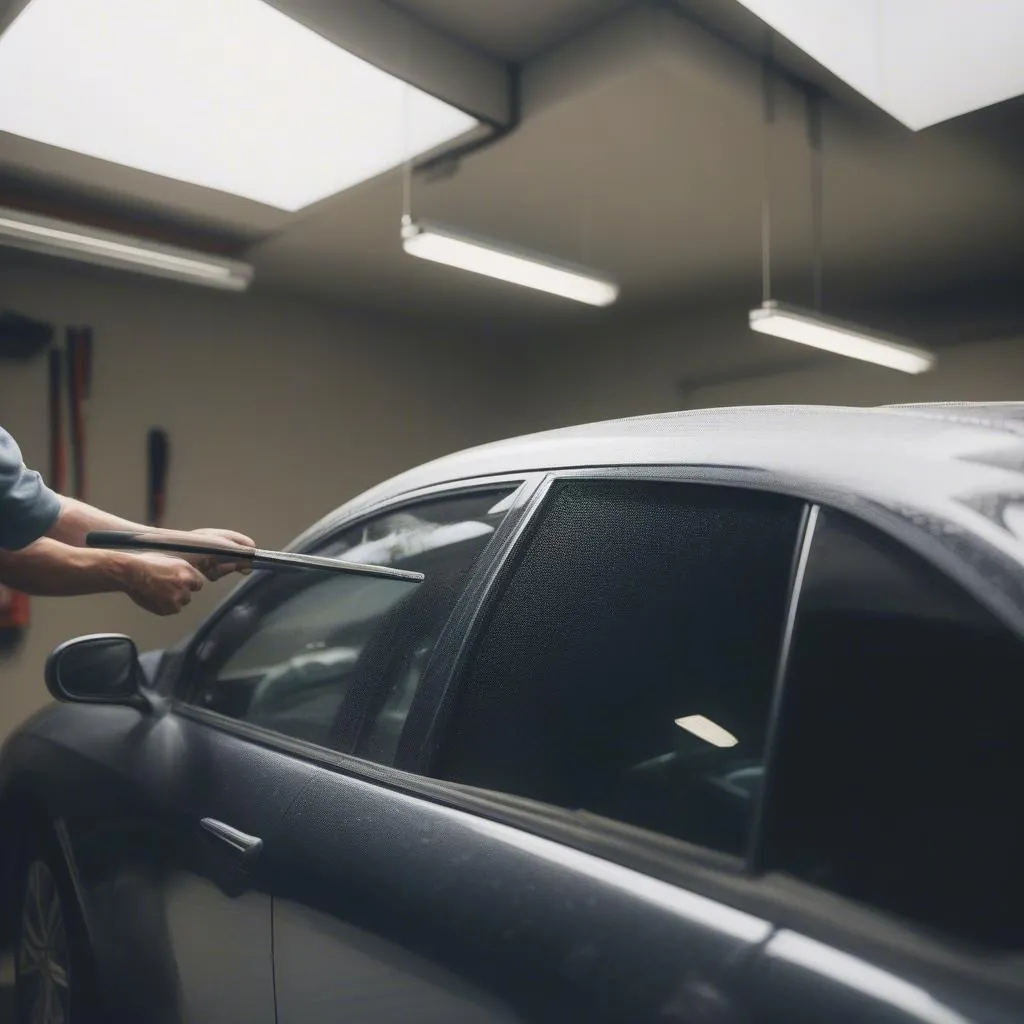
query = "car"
xmin=2 ymin=402 xmax=1024 ymax=1024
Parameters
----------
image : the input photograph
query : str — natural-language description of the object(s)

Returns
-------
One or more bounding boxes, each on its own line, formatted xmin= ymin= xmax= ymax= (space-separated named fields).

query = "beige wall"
xmin=686 ymin=334 xmax=1024 ymax=408
xmin=520 ymin=308 xmax=1024 ymax=430
xmin=0 ymin=254 xmax=503 ymax=738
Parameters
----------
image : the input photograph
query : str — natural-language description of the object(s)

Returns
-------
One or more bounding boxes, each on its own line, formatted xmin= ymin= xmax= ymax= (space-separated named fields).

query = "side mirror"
xmin=45 ymin=633 xmax=150 ymax=711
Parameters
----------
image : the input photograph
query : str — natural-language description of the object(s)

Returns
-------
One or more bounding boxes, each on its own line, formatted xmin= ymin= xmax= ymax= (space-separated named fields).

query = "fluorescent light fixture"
xmin=674 ymin=715 xmax=738 ymax=748
xmin=0 ymin=206 xmax=253 ymax=291
xmin=750 ymin=301 xmax=934 ymax=375
xmin=401 ymin=218 xmax=619 ymax=307
xmin=735 ymin=0 xmax=1024 ymax=130
xmin=0 ymin=0 xmax=477 ymax=211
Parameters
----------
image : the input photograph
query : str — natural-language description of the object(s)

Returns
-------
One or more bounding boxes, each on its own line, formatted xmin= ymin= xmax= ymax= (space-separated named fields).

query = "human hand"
xmin=188 ymin=528 xmax=256 ymax=581
xmin=123 ymin=553 xmax=205 ymax=616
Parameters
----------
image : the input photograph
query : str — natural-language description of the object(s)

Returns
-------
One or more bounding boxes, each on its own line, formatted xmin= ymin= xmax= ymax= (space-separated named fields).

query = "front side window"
xmin=184 ymin=488 xmax=516 ymax=758
xmin=434 ymin=479 xmax=805 ymax=858
xmin=763 ymin=508 xmax=1024 ymax=947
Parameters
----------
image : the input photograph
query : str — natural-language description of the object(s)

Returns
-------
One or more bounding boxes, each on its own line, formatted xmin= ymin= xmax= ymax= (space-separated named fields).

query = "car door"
xmin=271 ymin=473 xmax=812 ymax=1022
xmin=739 ymin=506 xmax=1024 ymax=1023
xmin=164 ymin=481 xmax=529 ymax=1022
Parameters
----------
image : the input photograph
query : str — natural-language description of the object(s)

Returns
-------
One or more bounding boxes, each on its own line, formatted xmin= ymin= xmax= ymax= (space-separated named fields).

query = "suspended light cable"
xmin=749 ymin=36 xmax=934 ymax=374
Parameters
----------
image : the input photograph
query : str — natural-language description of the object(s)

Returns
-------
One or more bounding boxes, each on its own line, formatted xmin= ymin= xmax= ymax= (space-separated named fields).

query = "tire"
xmin=13 ymin=836 xmax=96 ymax=1024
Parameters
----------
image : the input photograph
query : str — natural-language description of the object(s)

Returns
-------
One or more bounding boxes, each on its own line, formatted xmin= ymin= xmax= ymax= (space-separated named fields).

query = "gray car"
xmin=2 ymin=402 xmax=1024 ymax=1023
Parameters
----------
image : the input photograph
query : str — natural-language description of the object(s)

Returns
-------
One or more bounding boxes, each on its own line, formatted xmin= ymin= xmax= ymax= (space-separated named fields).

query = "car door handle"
xmin=199 ymin=817 xmax=263 ymax=862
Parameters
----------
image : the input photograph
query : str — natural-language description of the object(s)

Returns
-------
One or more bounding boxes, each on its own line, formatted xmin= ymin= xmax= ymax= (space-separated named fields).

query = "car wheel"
xmin=14 ymin=849 xmax=90 ymax=1024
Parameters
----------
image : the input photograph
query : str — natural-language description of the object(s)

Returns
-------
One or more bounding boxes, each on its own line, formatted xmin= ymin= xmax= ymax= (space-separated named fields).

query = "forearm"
xmin=47 ymin=497 xmax=149 ymax=547
xmin=0 ymin=538 xmax=130 ymax=597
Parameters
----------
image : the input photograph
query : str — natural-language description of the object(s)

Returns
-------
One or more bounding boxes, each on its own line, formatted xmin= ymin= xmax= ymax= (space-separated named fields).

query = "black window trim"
xmin=397 ymin=471 xmax=557 ymax=772
xmin=747 ymin=502 xmax=820 ymax=873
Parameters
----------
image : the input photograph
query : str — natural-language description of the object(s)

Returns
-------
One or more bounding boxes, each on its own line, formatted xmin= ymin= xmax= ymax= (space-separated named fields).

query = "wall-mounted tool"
xmin=66 ymin=326 xmax=93 ymax=499
xmin=147 ymin=428 xmax=170 ymax=526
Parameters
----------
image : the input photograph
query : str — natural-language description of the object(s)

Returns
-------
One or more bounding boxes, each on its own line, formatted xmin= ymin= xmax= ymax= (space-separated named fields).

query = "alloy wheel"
xmin=17 ymin=859 xmax=71 ymax=1024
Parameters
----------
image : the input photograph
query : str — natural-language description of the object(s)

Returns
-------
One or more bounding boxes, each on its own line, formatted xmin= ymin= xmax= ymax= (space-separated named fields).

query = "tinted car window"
xmin=185 ymin=488 xmax=516 ymax=756
xmin=435 ymin=479 xmax=804 ymax=857
xmin=763 ymin=508 xmax=1024 ymax=947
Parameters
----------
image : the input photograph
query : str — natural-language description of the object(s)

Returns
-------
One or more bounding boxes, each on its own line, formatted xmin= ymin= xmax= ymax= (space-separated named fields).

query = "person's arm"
xmin=46 ymin=497 xmax=149 ymax=547
xmin=0 ymin=426 xmax=252 ymax=583
xmin=49 ymin=497 xmax=255 ymax=580
xmin=0 ymin=538 xmax=205 ymax=615
xmin=0 ymin=538 xmax=125 ymax=595
xmin=0 ymin=428 xmax=62 ymax=551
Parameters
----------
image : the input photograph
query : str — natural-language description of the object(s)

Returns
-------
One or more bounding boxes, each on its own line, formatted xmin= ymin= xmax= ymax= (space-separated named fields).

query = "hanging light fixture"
xmin=396 ymin=72 xmax=618 ymax=308
xmin=401 ymin=217 xmax=619 ymax=307
xmin=750 ymin=301 xmax=934 ymax=374
xmin=0 ymin=206 xmax=252 ymax=291
xmin=749 ymin=46 xmax=934 ymax=374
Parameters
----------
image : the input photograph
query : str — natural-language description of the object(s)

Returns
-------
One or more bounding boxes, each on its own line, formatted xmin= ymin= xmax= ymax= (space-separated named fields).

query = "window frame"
xmin=413 ymin=465 xmax=828 ymax=778
xmin=414 ymin=468 xmax=813 ymax=856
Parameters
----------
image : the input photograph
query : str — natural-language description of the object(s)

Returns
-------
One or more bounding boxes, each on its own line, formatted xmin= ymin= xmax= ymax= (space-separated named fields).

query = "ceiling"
xmin=0 ymin=0 xmax=1022 ymax=339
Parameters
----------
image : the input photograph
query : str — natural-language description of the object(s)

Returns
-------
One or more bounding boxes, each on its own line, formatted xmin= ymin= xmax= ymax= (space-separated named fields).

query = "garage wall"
xmin=0 ymin=254 xmax=504 ymax=739
xmin=514 ymin=300 xmax=1024 ymax=432
xmin=684 ymin=333 xmax=1024 ymax=408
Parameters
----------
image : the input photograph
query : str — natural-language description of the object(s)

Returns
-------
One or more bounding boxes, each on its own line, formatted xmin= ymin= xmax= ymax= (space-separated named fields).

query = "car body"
xmin=3 ymin=402 xmax=1024 ymax=1023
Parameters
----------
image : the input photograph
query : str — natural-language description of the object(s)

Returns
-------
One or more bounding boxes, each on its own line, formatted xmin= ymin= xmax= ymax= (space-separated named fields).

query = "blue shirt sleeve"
xmin=0 ymin=427 xmax=62 ymax=550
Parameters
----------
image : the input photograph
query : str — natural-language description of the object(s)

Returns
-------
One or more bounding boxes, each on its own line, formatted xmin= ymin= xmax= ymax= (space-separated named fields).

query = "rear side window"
xmin=435 ymin=479 xmax=805 ymax=858
xmin=763 ymin=508 xmax=1024 ymax=947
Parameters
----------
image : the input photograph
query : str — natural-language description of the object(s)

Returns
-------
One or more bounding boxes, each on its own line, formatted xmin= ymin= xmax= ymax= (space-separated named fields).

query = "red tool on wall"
xmin=49 ymin=345 xmax=66 ymax=491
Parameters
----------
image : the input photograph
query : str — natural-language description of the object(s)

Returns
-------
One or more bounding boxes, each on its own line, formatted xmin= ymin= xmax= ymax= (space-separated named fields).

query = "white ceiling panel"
xmin=0 ymin=0 xmax=477 ymax=211
xmin=736 ymin=0 xmax=1024 ymax=129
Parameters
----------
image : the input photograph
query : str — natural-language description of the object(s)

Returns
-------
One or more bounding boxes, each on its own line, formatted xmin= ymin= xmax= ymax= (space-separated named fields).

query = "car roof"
xmin=334 ymin=402 xmax=1024 ymax=513
xmin=292 ymin=403 xmax=1024 ymax=630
